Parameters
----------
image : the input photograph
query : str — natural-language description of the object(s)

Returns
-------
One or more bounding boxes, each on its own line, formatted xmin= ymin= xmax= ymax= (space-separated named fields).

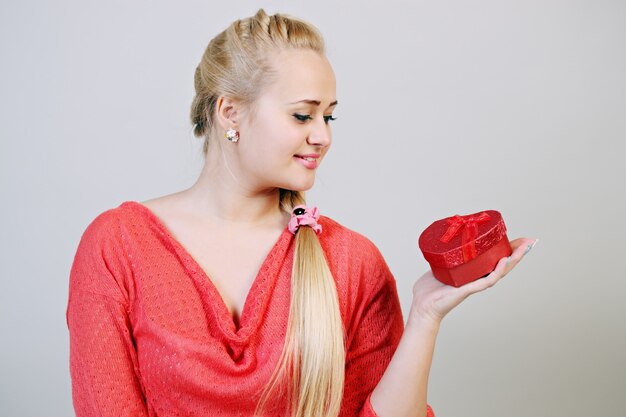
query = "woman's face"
xmin=236 ymin=48 xmax=337 ymax=193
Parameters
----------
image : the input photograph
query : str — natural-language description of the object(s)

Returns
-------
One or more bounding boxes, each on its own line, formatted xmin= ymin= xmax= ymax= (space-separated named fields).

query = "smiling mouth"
xmin=296 ymin=156 xmax=317 ymax=162
xmin=294 ymin=155 xmax=320 ymax=169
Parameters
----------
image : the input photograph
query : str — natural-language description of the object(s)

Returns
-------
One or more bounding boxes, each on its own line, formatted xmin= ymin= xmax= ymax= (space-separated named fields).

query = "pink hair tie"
xmin=288 ymin=205 xmax=322 ymax=235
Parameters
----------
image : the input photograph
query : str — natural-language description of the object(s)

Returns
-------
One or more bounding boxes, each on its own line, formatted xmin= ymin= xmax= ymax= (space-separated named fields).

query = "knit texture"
xmin=67 ymin=201 xmax=435 ymax=417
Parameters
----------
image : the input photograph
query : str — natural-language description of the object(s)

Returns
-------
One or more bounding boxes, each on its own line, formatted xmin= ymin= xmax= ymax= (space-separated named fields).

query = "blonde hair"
xmin=190 ymin=9 xmax=345 ymax=417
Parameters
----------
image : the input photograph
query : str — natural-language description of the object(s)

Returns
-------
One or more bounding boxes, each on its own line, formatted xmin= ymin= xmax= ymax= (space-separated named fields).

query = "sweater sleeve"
xmin=342 ymin=242 xmax=435 ymax=417
xmin=66 ymin=212 xmax=149 ymax=417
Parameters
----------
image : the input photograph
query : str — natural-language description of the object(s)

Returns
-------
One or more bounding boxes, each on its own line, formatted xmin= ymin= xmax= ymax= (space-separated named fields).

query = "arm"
xmin=66 ymin=213 xmax=149 ymax=417
xmin=368 ymin=237 xmax=536 ymax=417
xmin=367 ymin=314 xmax=438 ymax=417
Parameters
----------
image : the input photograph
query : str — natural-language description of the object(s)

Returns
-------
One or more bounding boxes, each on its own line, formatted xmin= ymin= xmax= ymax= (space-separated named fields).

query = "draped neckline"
xmin=120 ymin=200 xmax=294 ymax=344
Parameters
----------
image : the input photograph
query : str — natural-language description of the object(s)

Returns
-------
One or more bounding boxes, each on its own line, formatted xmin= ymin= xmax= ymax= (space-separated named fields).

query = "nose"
xmin=306 ymin=118 xmax=332 ymax=147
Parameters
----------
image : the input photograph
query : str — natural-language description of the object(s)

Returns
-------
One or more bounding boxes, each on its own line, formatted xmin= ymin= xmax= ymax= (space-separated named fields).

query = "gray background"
xmin=1 ymin=0 xmax=624 ymax=416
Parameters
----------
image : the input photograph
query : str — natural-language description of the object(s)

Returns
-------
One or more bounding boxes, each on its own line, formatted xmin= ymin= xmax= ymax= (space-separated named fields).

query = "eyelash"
xmin=293 ymin=113 xmax=337 ymax=124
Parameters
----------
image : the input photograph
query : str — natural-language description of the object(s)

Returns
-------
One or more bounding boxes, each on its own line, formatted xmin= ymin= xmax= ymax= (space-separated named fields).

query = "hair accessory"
xmin=288 ymin=205 xmax=322 ymax=235
xmin=225 ymin=128 xmax=239 ymax=143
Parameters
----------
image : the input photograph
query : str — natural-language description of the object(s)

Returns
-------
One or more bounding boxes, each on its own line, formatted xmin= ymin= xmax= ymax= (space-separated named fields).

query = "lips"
xmin=296 ymin=156 xmax=317 ymax=162
xmin=294 ymin=153 xmax=320 ymax=162
xmin=294 ymin=153 xmax=320 ymax=169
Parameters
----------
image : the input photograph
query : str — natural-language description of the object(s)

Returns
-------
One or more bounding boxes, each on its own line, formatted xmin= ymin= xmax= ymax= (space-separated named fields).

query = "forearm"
xmin=369 ymin=313 xmax=440 ymax=417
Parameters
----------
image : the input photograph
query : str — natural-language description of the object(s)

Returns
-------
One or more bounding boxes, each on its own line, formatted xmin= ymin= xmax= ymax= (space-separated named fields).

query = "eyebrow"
xmin=289 ymin=99 xmax=338 ymax=107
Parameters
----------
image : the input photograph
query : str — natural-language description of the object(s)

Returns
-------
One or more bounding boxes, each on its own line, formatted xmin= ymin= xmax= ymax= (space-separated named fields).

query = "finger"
xmin=506 ymin=238 xmax=538 ymax=273
xmin=509 ymin=237 xmax=536 ymax=252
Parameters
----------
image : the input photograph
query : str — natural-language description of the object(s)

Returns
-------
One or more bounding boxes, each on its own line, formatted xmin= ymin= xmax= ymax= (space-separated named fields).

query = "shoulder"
xmin=69 ymin=202 xmax=140 ymax=300
xmin=317 ymin=215 xmax=391 ymax=281
xmin=318 ymin=215 xmax=380 ymax=253
xmin=76 ymin=201 xmax=139 ymax=248
xmin=73 ymin=200 xmax=160 ymax=273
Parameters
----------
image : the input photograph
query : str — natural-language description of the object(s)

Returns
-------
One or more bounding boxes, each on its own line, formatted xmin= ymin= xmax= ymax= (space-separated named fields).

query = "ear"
xmin=215 ymin=95 xmax=240 ymax=131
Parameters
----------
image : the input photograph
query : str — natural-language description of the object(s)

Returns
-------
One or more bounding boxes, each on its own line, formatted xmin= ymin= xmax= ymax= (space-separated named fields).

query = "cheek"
xmin=274 ymin=124 xmax=306 ymax=155
xmin=241 ymin=134 xmax=295 ymax=168
xmin=240 ymin=117 xmax=305 ymax=164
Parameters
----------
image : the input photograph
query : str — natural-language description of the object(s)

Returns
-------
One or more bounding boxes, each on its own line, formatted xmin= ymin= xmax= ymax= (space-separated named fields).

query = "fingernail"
xmin=524 ymin=239 xmax=539 ymax=255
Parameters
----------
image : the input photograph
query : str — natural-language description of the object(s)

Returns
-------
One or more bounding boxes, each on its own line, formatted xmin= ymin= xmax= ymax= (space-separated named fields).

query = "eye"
xmin=292 ymin=113 xmax=337 ymax=124
xmin=293 ymin=113 xmax=312 ymax=122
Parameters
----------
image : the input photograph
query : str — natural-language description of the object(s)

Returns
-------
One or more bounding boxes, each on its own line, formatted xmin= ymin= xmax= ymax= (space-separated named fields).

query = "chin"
xmin=288 ymin=183 xmax=315 ymax=193
xmin=283 ymin=177 xmax=316 ymax=192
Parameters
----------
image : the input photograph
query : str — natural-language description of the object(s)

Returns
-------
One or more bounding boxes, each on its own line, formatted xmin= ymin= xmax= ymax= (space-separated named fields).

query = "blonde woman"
xmin=66 ymin=9 xmax=535 ymax=417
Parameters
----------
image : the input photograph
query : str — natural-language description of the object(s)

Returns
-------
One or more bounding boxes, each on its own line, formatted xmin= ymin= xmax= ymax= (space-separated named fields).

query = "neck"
xmin=182 ymin=149 xmax=290 ymax=229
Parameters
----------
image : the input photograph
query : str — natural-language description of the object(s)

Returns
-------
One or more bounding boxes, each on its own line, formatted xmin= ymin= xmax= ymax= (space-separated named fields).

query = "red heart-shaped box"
xmin=418 ymin=210 xmax=512 ymax=287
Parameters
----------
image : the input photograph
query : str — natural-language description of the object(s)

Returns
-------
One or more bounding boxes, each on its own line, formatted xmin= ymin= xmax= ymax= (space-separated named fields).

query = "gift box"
xmin=418 ymin=210 xmax=512 ymax=287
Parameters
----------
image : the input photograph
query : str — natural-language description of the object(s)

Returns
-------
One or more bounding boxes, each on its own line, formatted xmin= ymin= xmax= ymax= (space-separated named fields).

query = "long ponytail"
xmin=254 ymin=189 xmax=345 ymax=417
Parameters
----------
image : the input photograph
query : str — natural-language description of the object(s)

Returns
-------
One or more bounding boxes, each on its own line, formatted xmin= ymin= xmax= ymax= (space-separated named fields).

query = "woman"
xmin=66 ymin=9 xmax=535 ymax=417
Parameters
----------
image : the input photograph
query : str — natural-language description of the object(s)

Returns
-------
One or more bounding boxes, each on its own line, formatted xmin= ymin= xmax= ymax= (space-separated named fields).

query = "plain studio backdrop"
xmin=1 ymin=1 xmax=624 ymax=416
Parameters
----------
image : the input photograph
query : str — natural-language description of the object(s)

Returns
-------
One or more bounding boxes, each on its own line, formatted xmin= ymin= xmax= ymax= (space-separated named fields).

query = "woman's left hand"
xmin=408 ymin=237 xmax=537 ymax=327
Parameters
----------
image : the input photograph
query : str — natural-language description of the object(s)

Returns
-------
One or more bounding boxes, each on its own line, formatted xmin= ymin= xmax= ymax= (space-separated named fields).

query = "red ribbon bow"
xmin=439 ymin=212 xmax=491 ymax=262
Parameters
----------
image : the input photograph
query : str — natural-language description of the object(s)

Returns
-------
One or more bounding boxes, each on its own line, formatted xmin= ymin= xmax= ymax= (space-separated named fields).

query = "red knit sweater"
xmin=66 ymin=201 xmax=435 ymax=417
